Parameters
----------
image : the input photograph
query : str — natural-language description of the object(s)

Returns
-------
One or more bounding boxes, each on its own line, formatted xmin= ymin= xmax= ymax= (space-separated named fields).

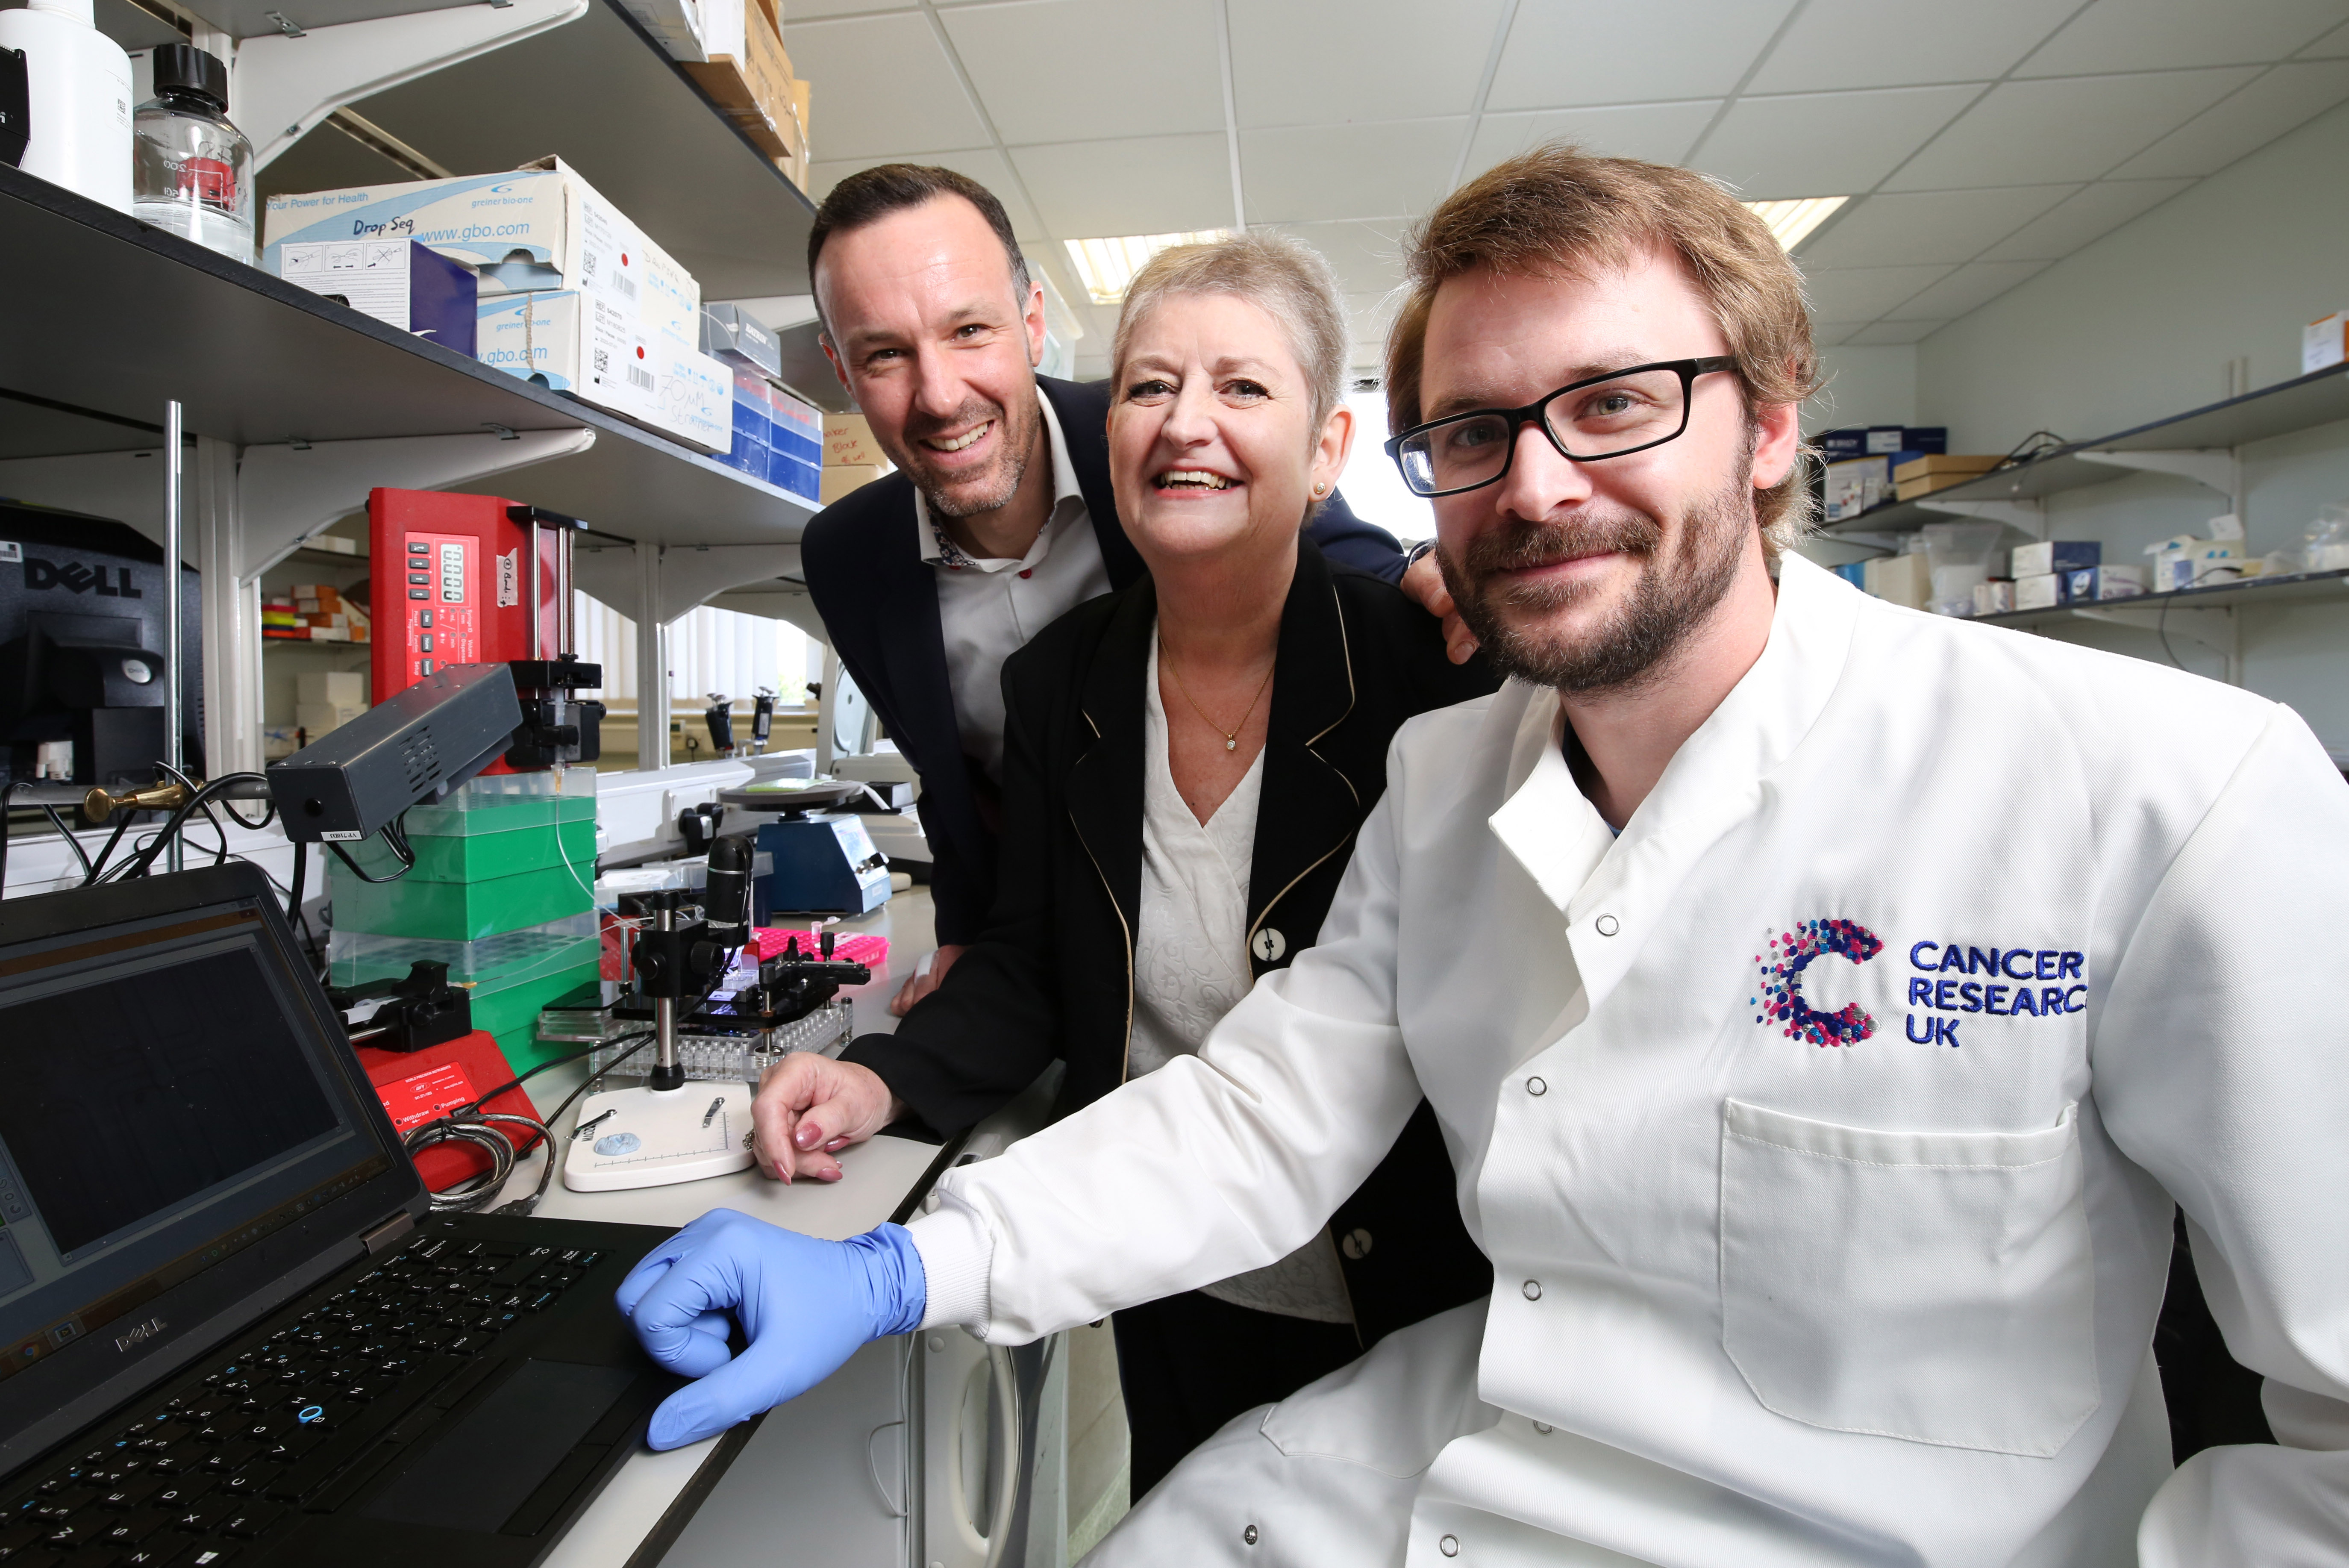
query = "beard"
xmin=1439 ymin=463 xmax=1754 ymax=696
xmin=898 ymin=391 xmax=1041 ymax=520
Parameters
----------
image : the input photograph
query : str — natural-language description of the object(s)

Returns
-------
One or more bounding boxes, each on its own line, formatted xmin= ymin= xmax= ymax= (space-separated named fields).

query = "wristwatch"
xmin=1402 ymin=538 xmax=1438 ymax=571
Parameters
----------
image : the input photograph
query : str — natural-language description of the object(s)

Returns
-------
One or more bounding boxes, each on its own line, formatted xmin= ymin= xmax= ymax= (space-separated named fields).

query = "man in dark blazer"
xmin=801 ymin=164 xmax=1466 ymax=1011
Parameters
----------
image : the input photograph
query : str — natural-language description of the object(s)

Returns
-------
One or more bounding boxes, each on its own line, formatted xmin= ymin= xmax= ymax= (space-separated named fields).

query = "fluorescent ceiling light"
xmin=1063 ymin=231 xmax=1235 ymax=306
xmin=1743 ymin=196 xmax=1848 ymax=252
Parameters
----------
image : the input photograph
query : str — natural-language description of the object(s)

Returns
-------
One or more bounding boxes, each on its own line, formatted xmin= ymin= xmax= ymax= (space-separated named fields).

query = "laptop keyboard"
xmin=0 ymin=1233 xmax=602 ymax=1568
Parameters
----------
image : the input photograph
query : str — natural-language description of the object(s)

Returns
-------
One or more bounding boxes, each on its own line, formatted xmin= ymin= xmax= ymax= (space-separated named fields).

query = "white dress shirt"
xmin=908 ymin=554 xmax=2349 ymax=1567
xmin=918 ymin=391 xmax=1111 ymax=782
xmin=1132 ymin=629 xmax=1353 ymax=1325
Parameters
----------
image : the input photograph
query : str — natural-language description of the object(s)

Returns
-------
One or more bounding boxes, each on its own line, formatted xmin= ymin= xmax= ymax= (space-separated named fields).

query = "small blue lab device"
xmin=723 ymin=780 xmax=893 ymax=916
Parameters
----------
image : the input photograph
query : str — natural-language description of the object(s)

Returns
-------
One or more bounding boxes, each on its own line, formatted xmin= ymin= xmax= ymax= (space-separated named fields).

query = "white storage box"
xmin=2014 ymin=573 xmax=2065 ymax=611
xmin=477 ymin=291 xmax=730 ymax=453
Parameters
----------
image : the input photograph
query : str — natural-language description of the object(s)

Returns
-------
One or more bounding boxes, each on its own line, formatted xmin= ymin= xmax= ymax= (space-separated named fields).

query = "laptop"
xmin=0 ymin=861 xmax=679 ymax=1568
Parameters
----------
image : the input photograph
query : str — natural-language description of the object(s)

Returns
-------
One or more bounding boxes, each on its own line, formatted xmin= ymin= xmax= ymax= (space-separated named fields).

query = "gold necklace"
xmin=1164 ymin=646 xmax=1275 ymax=751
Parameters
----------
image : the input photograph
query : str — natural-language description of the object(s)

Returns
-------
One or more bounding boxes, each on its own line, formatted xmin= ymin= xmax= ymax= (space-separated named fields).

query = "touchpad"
xmin=364 ymin=1360 xmax=641 ymax=1532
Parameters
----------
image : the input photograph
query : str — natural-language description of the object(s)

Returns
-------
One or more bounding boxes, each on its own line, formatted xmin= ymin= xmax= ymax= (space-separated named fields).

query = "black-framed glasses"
xmin=1384 ymin=356 xmax=1740 ymax=498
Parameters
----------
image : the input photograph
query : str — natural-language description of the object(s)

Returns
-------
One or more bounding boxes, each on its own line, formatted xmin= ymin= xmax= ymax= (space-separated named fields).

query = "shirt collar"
xmin=915 ymin=388 xmax=1088 ymax=572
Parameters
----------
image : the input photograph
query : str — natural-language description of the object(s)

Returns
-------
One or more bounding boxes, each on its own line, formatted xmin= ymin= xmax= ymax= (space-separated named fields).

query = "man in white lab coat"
xmin=617 ymin=145 xmax=2349 ymax=1566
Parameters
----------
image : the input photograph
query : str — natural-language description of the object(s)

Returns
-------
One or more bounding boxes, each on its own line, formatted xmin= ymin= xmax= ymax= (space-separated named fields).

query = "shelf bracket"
xmin=1912 ymin=497 xmax=2045 ymax=535
xmin=2075 ymin=447 xmax=2240 ymax=515
xmin=0 ymin=428 xmax=594 ymax=577
xmin=2069 ymin=604 xmax=2241 ymax=686
xmin=235 ymin=0 xmax=589 ymax=171
xmin=236 ymin=428 xmax=594 ymax=576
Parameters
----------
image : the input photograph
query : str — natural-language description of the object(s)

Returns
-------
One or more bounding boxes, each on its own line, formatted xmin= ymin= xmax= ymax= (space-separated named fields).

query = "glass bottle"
xmin=131 ymin=43 xmax=254 ymax=265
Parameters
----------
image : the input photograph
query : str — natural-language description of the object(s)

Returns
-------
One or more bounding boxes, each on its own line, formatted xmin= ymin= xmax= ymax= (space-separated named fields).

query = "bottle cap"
xmin=150 ymin=43 xmax=228 ymax=109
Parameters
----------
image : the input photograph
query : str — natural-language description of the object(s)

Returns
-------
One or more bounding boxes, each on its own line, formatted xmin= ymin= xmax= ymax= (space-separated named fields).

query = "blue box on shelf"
xmin=767 ymin=450 xmax=821 ymax=501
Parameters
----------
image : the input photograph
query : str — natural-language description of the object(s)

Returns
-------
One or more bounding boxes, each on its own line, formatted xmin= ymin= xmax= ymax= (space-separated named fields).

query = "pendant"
xmin=1224 ymin=738 xmax=1236 ymax=750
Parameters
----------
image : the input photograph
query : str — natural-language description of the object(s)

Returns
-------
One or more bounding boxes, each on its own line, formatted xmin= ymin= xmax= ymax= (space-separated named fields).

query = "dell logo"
xmin=25 ymin=560 xmax=142 ymax=598
xmin=112 ymin=1316 xmax=165 ymax=1352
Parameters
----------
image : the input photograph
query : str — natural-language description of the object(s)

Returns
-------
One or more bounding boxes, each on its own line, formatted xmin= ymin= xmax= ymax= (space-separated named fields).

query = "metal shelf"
xmin=0 ymin=160 xmax=814 ymax=549
xmin=335 ymin=0 xmax=819 ymax=302
xmin=1977 ymin=568 xmax=2349 ymax=628
xmin=1828 ymin=361 xmax=2349 ymax=537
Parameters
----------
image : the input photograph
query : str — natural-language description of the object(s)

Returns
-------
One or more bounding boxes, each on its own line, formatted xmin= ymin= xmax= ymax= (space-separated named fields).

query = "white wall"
xmin=1908 ymin=99 xmax=2349 ymax=753
xmin=1804 ymin=345 xmax=1917 ymax=435
xmin=571 ymin=594 xmax=811 ymax=706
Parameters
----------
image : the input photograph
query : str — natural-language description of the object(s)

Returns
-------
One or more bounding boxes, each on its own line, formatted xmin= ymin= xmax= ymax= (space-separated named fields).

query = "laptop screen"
xmin=0 ymin=873 xmax=415 ymax=1473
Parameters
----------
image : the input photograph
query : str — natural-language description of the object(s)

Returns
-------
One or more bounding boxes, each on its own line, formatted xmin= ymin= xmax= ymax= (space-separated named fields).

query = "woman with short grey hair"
xmin=756 ymin=231 xmax=1495 ymax=1495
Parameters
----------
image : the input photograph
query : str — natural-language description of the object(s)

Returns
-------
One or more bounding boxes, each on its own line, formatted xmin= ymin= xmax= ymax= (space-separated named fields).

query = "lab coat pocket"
xmin=1718 ymin=1098 xmax=2098 ymax=1457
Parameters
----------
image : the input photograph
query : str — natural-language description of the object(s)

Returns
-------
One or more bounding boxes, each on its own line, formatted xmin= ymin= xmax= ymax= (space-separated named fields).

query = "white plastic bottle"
xmin=0 ymin=0 xmax=133 ymax=213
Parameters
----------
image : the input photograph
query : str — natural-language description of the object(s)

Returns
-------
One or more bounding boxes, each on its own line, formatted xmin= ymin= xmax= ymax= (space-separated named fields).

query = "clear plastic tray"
xmin=570 ymin=998 xmax=856 ymax=1084
xmin=327 ymin=911 xmax=600 ymax=985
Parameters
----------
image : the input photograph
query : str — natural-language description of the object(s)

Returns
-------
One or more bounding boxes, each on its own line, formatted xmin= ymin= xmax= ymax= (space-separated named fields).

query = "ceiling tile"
xmin=2297 ymin=17 xmax=2349 ymax=52
xmin=2108 ymin=59 xmax=2349 ymax=177
xmin=2018 ymin=0 xmax=2349 ymax=76
xmin=1346 ymin=289 xmax=1404 ymax=344
xmin=1240 ymin=118 xmax=1468 ymax=225
xmin=1231 ymin=0 xmax=1508 ymax=129
xmin=1802 ymin=263 xmax=1956 ymax=319
xmin=807 ymin=148 xmax=1048 ymax=241
xmin=1883 ymin=259 xmax=2050 ymax=319
xmin=1882 ymin=68 xmax=2260 ymax=189
xmin=1844 ymin=320 xmax=1949 ymax=346
xmin=783 ymin=0 xmax=910 ymax=16
xmin=1485 ymin=0 xmax=1800 ymax=111
xmin=945 ymin=0 xmax=1224 ymax=145
xmin=1465 ymin=101 xmax=1720 ymax=175
xmin=1745 ymin=0 xmax=2066 ymax=94
xmin=1257 ymin=220 xmax=1414 ymax=296
xmin=1796 ymin=185 xmax=2078 ymax=268
xmin=784 ymin=15 xmax=992 ymax=161
xmin=1973 ymin=178 xmax=2193 ymax=260
xmin=1811 ymin=321 xmax=1869 ymax=348
xmin=1011 ymin=134 xmax=1235 ymax=235
xmin=1693 ymin=85 xmax=1984 ymax=199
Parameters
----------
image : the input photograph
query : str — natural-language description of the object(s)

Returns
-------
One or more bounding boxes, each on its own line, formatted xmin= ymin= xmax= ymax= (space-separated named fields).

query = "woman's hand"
xmin=1401 ymin=550 xmax=1479 ymax=665
xmin=751 ymin=1055 xmax=905 ymax=1183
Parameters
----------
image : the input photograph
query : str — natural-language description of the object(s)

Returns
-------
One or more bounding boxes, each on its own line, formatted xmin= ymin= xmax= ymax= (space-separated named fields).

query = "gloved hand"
xmin=614 ymin=1208 xmax=927 ymax=1449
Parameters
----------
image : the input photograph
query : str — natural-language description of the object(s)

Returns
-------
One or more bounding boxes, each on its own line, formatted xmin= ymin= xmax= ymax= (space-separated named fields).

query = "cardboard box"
xmin=263 ymin=159 xmax=700 ymax=350
xmin=1815 ymin=425 xmax=1945 ymax=462
xmin=2066 ymin=565 xmax=2145 ymax=602
xmin=297 ymin=700 xmax=365 ymax=734
xmin=1892 ymin=453 xmax=2002 ymax=485
xmin=1823 ymin=456 xmax=1890 ymax=522
xmin=823 ymin=412 xmax=887 ymax=468
xmin=2145 ymin=540 xmax=2243 ymax=592
xmin=298 ymin=671 xmax=367 ymax=706
xmin=2304 ymin=310 xmax=2349 ymax=375
xmin=2009 ymin=540 xmax=2100 ymax=579
xmin=474 ymin=291 xmax=730 ymax=452
xmin=1895 ymin=471 xmax=1988 ymax=502
xmin=280 ymin=239 xmax=479 ymax=355
xmin=821 ymin=464 xmax=886 ymax=505
xmin=2014 ymin=572 xmax=2065 ymax=611
xmin=1862 ymin=551 xmax=1931 ymax=610
xmin=1973 ymin=580 xmax=2016 ymax=616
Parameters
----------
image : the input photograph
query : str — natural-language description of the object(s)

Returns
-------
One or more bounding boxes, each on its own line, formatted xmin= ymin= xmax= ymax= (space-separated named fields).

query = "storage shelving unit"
xmin=1973 ymin=569 xmax=2349 ymax=687
xmin=0 ymin=0 xmax=826 ymax=777
xmin=1826 ymin=360 xmax=2349 ymax=542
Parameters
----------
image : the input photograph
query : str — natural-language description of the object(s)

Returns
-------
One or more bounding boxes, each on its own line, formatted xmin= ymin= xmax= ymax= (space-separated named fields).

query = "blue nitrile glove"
xmin=614 ymin=1208 xmax=927 ymax=1449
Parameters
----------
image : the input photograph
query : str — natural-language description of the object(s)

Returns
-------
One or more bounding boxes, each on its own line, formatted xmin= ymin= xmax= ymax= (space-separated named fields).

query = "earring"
xmin=1313 ymin=481 xmax=1327 ymax=495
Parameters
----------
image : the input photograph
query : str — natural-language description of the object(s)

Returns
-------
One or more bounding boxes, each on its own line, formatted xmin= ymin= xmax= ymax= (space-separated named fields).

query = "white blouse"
xmin=1131 ymin=627 xmax=1354 ymax=1327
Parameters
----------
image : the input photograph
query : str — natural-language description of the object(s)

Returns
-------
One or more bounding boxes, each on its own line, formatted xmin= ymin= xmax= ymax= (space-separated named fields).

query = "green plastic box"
xmin=330 ymin=862 xmax=595 ymax=941
xmin=338 ymin=818 xmax=595 ymax=884
xmin=479 ymin=960 xmax=602 ymax=1071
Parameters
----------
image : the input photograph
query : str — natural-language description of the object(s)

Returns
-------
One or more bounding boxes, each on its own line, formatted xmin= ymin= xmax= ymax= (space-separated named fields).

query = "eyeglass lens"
xmin=1397 ymin=367 xmax=1692 ymax=495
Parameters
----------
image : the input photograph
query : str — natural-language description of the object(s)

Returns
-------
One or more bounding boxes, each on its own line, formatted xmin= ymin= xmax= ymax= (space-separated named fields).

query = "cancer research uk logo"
xmin=1754 ymin=918 xmax=1884 ymax=1046
xmin=1754 ymin=918 xmax=2090 ymax=1049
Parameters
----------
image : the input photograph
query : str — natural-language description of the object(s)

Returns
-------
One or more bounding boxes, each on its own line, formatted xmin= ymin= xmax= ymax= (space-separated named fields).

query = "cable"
xmin=39 ymin=806 xmax=92 ymax=881
xmin=1990 ymin=430 xmax=2071 ymax=472
xmin=82 ymin=813 xmax=134 ymax=885
xmin=395 ymin=1031 xmax=655 ymax=1216
xmin=326 ymin=811 xmax=416 ymax=885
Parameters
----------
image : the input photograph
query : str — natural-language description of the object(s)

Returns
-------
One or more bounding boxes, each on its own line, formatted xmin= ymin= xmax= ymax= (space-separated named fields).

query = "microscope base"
xmin=561 ymin=1081 xmax=757 ymax=1191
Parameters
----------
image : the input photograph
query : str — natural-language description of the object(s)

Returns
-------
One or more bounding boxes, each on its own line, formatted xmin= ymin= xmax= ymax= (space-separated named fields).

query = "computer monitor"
xmin=0 ymin=501 xmax=203 ymax=791
xmin=0 ymin=864 xmax=421 ymax=1481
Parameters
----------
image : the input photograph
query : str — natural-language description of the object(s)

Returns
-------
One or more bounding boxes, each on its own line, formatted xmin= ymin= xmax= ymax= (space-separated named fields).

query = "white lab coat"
xmin=906 ymin=554 xmax=2349 ymax=1567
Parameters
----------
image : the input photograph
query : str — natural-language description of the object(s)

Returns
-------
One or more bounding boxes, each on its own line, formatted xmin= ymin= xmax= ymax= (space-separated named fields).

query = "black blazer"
xmin=841 ymin=540 xmax=1497 ymax=1344
xmin=800 ymin=374 xmax=1409 ymax=946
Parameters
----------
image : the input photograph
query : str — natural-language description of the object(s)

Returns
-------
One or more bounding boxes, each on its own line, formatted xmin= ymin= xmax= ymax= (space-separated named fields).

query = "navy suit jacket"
xmin=801 ymin=374 xmax=1407 ymax=945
